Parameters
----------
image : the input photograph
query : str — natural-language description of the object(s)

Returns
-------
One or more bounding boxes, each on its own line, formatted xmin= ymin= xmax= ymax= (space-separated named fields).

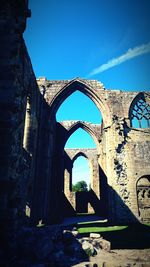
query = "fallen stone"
xmin=45 ymin=225 xmax=63 ymax=241
xmin=54 ymin=250 xmax=64 ymax=260
xmin=82 ymin=241 xmax=95 ymax=256
xmin=54 ymin=240 xmax=64 ymax=251
xmin=90 ymin=233 xmax=101 ymax=238
xmin=64 ymin=239 xmax=82 ymax=256
xmin=33 ymin=237 xmax=53 ymax=260
xmin=92 ymin=240 xmax=101 ymax=249
xmin=71 ymin=230 xmax=79 ymax=237
xmin=63 ymin=230 xmax=74 ymax=244
xmin=79 ymin=237 xmax=90 ymax=243
xmin=99 ymin=238 xmax=111 ymax=251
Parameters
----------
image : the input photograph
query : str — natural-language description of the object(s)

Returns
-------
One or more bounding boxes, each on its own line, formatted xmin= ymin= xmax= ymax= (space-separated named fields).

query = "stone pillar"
xmin=64 ymin=168 xmax=76 ymax=210
xmin=23 ymin=97 xmax=32 ymax=153
xmin=64 ymin=169 xmax=71 ymax=194
xmin=91 ymin=157 xmax=100 ymax=199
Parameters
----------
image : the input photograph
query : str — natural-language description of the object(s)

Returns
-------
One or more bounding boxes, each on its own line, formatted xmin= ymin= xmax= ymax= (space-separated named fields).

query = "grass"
xmin=78 ymin=225 xmax=127 ymax=234
xmin=144 ymin=223 xmax=150 ymax=227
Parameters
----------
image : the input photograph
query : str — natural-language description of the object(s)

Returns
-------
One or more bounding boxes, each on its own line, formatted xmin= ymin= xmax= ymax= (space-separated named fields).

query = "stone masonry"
xmin=34 ymin=77 xmax=150 ymax=225
xmin=0 ymin=0 xmax=50 ymax=263
xmin=0 ymin=1 xmax=150 ymax=265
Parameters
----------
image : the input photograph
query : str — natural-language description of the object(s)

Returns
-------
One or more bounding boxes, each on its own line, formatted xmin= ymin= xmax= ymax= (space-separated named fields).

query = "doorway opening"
xmin=72 ymin=155 xmax=90 ymax=192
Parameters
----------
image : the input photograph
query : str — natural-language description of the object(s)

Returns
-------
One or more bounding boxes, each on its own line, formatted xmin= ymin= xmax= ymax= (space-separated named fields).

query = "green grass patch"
xmin=78 ymin=225 xmax=127 ymax=234
xmin=144 ymin=223 xmax=150 ymax=227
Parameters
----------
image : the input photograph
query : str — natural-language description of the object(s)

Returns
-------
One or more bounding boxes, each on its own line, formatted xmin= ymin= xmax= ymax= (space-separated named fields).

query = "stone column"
xmin=23 ymin=97 xmax=32 ymax=153
xmin=91 ymin=157 xmax=100 ymax=199
xmin=64 ymin=169 xmax=71 ymax=194
xmin=64 ymin=168 xmax=76 ymax=210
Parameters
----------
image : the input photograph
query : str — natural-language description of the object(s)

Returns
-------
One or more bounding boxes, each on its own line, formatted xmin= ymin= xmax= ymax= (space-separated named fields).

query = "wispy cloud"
xmin=88 ymin=42 xmax=150 ymax=76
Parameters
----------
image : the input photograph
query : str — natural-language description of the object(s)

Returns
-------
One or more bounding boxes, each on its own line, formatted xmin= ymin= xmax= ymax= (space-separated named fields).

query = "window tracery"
xmin=130 ymin=98 xmax=150 ymax=128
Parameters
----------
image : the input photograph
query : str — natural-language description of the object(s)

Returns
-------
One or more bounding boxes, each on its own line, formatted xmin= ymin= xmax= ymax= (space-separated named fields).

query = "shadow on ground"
xmin=79 ymin=223 xmax=150 ymax=250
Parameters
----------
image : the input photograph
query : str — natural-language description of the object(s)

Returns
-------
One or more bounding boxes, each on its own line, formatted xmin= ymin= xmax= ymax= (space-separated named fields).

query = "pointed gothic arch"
xmin=72 ymin=151 xmax=88 ymax=163
xmin=49 ymin=78 xmax=110 ymax=126
xmin=64 ymin=121 xmax=100 ymax=149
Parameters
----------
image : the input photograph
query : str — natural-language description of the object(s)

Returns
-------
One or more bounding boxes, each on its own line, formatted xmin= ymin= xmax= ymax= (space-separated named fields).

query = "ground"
xmin=73 ymin=249 xmax=150 ymax=266
xmin=89 ymin=249 xmax=150 ymax=266
xmin=62 ymin=215 xmax=150 ymax=266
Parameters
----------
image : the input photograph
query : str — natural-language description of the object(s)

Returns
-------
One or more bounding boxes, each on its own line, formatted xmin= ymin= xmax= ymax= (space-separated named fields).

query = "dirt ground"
xmin=74 ymin=248 xmax=150 ymax=267
xmin=91 ymin=248 xmax=150 ymax=266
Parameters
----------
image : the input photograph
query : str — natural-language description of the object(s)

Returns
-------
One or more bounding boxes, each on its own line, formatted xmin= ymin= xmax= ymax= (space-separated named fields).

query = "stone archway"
xmin=45 ymin=80 xmax=106 ymax=221
xmin=64 ymin=148 xmax=102 ymax=215
xmin=45 ymin=78 xmax=111 ymax=127
xmin=32 ymin=77 xmax=150 ymax=225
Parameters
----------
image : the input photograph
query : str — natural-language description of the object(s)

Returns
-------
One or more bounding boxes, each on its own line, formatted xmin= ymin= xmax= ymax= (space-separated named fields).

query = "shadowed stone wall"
xmin=0 ymin=2 xmax=150 ymax=264
xmin=0 ymin=1 xmax=50 ymax=263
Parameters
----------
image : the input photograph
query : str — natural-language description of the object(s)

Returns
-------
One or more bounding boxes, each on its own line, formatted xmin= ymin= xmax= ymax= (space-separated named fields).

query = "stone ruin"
xmin=0 ymin=0 xmax=150 ymax=265
xmin=34 ymin=77 xmax=150 ymax=225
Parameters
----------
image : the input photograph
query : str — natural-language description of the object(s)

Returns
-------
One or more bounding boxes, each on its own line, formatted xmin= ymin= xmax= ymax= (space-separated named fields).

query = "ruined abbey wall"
xmin=36 ymin=78 xmax=150 ymax=224
xmin=0 ymin=1 xmax=150 ymax=264
xmin=0 ymin=0 xmax=49 ymax=261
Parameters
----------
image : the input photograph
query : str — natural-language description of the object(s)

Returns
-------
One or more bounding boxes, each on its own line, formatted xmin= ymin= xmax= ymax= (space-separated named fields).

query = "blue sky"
xmin=24 ymin=0 xmax=150 ymax=186
xmin=72 ymin=156 xmax=91 ymax=187
xmin=24 ymin=0 xmax=150 ymax=90
xmin=56 ymin=91 xmax=101 ymax=123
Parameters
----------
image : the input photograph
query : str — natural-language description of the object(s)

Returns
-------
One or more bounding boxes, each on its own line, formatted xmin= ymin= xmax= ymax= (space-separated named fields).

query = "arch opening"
xmin=50 ymin=80 xmax=106 ymax=123
xmin=56 ymin=90 xmax=102 ymax=124
xmin=65 ymin=128 xmax=96 ymax=149
xmin=72 ymin=155 xmax=91 ymax=192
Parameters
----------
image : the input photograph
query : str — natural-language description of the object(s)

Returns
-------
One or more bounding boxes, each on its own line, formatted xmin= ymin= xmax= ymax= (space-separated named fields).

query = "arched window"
xmin=56 ymin=90 xmax=102 ymax=124
xmin=130 ymin=96 xmax=150 ymax=128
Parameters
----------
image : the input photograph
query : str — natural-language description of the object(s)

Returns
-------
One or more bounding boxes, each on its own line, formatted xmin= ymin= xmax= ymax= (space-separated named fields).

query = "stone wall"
xmin=0 ymin=1 xmax=46 ymax=263
xmin=0 ymin=3 xmax=150 ymax=264
xmin=36 ymin=77 xmax=150 ymax=224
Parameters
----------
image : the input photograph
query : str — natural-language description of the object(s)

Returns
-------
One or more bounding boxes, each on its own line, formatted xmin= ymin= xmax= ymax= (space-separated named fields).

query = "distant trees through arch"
xmin=72 ymin=156 xmax=90 ymax=191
